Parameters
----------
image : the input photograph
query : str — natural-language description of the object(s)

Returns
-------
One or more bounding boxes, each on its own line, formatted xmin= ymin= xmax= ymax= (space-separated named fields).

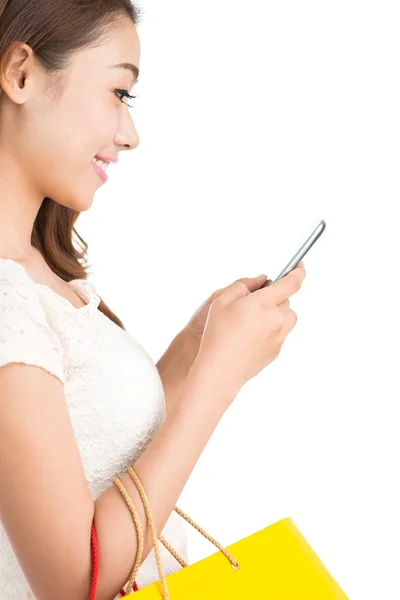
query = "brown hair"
xmin=0 ymin=0 xmax=144 ymax=329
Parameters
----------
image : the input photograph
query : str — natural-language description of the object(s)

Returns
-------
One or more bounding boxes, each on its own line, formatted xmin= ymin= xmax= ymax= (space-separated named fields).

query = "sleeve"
xmin=0 ymin=264 xmax=65 ymax=384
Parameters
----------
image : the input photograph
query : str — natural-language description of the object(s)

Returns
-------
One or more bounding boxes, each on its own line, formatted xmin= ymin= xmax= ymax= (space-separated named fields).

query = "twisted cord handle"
xmin=113 ymin=471 xmax=170 ymax=598
xmin=113 ymin=467 xmax=240 ymax=598
xmin=112 ymin=476 xmax=146 ymax=595
xmin=128 ymin=466 xmax=240 ymax=600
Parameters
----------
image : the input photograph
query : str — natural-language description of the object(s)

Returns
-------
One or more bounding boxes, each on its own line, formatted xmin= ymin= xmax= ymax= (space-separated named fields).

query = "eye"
xmin=115 ymin=88 xmax=137 ymax=108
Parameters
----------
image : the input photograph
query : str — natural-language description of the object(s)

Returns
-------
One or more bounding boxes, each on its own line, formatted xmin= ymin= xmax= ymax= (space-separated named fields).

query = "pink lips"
xmin=92 ymin=160 xmax=108 ymax=183
xmin=95 ymin=154 xmax=118 ymax=163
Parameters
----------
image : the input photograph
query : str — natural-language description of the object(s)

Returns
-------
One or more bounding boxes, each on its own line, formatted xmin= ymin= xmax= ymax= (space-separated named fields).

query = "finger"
xmin=275 ymin=309 xmax=298 ymax=346
xmin=281 ymin=308 xmax=298 ymax=337
xmin=277 ymin=298 xmax=290 ymax=314
xmin=252 ymin=264 xmax=305 ymax=306
xmin=259 ymin=278 xmax=273 ymax=289
xmin=237 ymin=274 xmax=268 ymax=293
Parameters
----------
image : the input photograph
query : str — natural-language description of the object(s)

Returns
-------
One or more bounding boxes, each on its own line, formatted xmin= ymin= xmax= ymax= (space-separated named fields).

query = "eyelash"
xmin=115 ymin=88 xmax=137 ymax=108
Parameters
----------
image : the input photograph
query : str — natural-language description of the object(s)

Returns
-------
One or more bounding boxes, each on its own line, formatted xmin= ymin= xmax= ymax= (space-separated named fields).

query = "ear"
xmin=0 ymin=42 xmax=36 ymax=104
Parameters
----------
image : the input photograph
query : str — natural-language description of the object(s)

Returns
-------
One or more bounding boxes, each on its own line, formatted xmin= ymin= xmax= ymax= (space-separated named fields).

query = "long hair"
xmin=0 ymin=0 xmax=144 ymax=330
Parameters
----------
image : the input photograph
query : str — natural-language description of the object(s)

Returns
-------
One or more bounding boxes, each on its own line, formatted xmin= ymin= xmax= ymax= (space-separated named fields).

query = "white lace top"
xmin=0 ymin=258 xmax=189 ymax=600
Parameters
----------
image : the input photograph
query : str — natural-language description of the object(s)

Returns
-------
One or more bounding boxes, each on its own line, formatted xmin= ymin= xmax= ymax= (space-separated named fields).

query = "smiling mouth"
xmin=92 ymin=157 xmax=110 ymax=172
xmin=91 ymin=159 xmax=109 ymax=182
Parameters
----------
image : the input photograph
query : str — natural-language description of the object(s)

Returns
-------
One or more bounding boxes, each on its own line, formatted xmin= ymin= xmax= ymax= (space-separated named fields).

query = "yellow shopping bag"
xmin=118 ymin=469 xmax=349 ymax=599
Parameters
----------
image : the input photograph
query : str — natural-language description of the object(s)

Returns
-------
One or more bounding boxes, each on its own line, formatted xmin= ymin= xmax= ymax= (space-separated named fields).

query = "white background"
xmin=79 ymin=1 xmax=399 ymax=598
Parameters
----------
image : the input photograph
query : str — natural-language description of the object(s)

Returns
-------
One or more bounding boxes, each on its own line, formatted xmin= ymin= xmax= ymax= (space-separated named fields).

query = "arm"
xmin=0 ymin=360 xmax=236 ymax=600
xmin=156 ymin=328 xmax=199 ymax=419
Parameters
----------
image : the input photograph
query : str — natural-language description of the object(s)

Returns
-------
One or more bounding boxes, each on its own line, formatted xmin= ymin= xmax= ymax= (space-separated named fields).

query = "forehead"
xmin=71 ymin=18 xmax=140 ymax=82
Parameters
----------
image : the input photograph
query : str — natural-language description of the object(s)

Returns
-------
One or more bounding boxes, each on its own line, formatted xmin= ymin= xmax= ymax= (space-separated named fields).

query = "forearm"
xmin=156 ymin=329 xmax=199 ymax=418
xmin=92 ymin=366 xmax=235 ymax=600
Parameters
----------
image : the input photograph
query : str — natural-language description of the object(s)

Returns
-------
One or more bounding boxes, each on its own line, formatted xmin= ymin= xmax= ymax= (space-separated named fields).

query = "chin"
xmin=58 ymin=192 xmax=95 ymax=212
xmin=75 ymin=197 xmax=95 ymax=212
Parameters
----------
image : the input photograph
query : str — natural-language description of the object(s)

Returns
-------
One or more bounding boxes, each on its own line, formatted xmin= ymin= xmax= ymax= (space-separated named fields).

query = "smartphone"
xmin=263 ymin=219 xmax=326 ymax=286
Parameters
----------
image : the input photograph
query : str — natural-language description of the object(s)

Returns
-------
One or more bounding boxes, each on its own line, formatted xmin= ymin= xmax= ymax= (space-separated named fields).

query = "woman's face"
xmin=0 ymin=16 xmax=140 ymax=211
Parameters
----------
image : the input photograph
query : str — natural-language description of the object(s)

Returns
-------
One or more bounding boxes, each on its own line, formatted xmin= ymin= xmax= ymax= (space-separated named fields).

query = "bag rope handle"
xmin=111 ymin=466 xmax=240 ymax=599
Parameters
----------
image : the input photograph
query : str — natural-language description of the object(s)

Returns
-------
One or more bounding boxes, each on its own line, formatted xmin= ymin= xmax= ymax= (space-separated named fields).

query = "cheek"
xmin=80 ymin=102 xmax=118 ymax=160
xmin=28 ymin=93 xmax=116 ymax=182
xmin=53 ymin=88 xmax=117 ymax=157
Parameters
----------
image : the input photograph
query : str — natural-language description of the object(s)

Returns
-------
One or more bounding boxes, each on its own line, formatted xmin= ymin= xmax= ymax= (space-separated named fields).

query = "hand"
xmin=190 ymin=262 xmax=306 ymax=399
xmin=184 ymin=274 xmax=272 ymax=344
xmin=156 ymin=274 xmax=272 ymax=415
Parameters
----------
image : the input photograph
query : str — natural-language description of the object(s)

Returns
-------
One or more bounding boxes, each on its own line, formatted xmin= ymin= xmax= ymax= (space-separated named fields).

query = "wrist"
xmin=187 ymin=357 xmax=240 ymax=412
xmin=156 ymin=328 xmax=198 ymax=396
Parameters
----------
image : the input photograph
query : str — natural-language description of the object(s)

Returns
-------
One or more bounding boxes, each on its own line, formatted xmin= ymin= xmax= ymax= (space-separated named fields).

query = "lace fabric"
xmin=0 ymin=259 xmax=189 ymax=599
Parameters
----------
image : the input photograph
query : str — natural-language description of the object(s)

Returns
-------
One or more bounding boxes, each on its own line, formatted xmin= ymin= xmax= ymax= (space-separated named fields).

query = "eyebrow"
xmin=109 ymin=62 xmax=140 ymax=81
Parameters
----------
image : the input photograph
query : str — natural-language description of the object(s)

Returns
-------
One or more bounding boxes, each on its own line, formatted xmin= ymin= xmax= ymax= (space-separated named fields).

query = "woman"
xmin=0 ymin=1 xmax=305 ymax=598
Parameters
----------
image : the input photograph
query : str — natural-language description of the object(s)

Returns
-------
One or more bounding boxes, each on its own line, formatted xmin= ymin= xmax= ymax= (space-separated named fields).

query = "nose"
xmin=114 ymin=110 xmax=140 ymax=151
